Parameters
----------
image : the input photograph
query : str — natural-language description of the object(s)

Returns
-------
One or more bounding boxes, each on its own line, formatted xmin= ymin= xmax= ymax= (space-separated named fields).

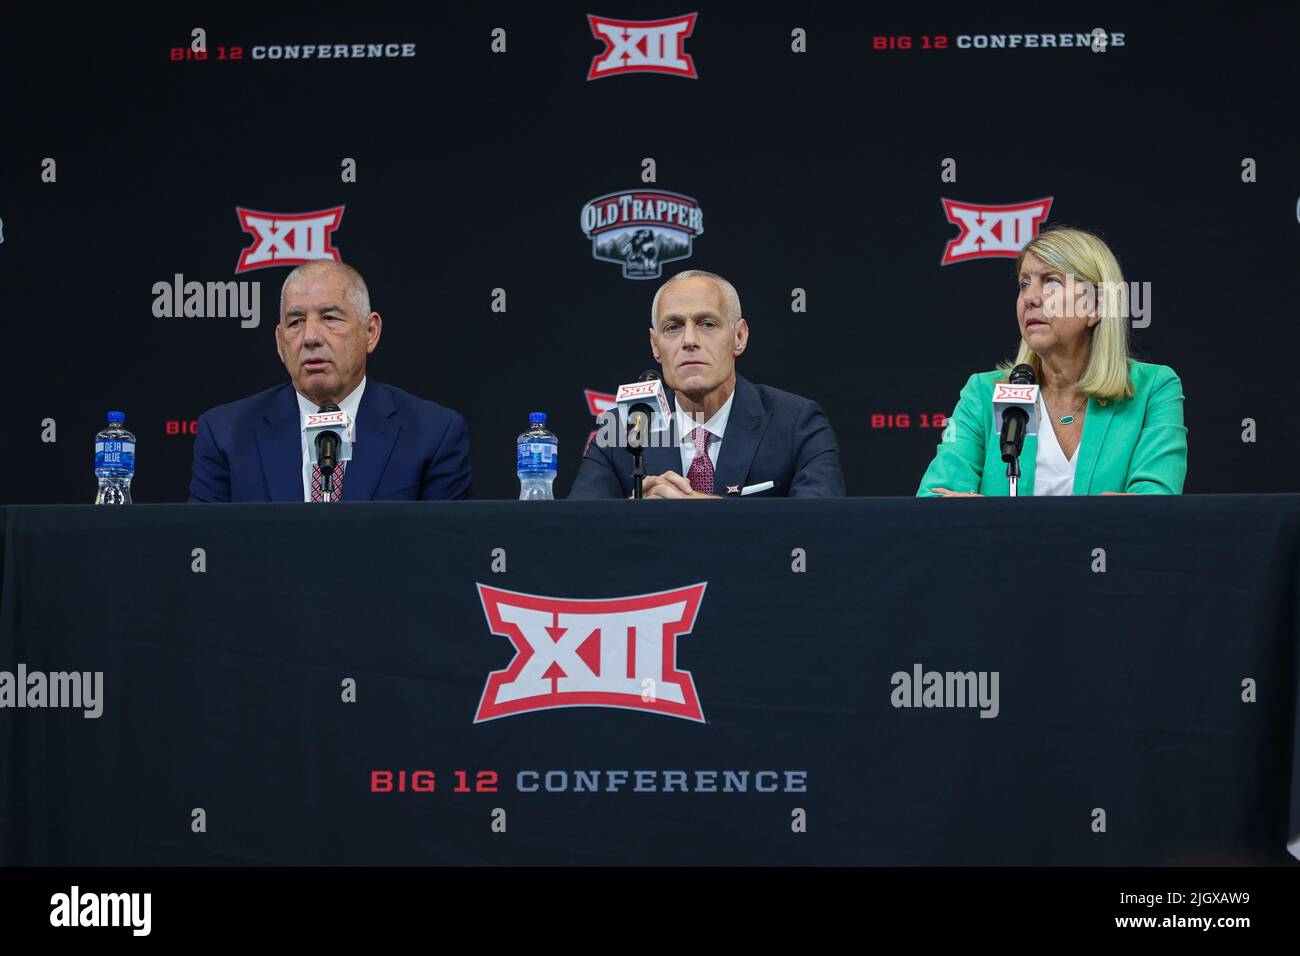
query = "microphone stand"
xmin=623 ymin=381 xmax=662 ymax=500
xmin=998 ymin=366 xmax=1036 ymax=500
xmin=1001 ymin=407 xmax=1029 ymax=499
xmin=627 ymin=409 xmax=652 ymax=500
xmin=631 ymin=447 xmax=646 ymax=499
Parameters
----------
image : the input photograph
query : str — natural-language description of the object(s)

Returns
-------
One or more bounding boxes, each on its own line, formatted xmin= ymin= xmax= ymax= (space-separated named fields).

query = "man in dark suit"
xmin=188 ymin=260 xmax=472 ymax=502
xmin=569 ymin=270 xmax=844 ymax=499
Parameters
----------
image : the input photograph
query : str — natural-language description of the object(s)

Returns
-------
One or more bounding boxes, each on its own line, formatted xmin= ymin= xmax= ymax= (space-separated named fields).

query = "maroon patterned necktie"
xmin=310 ymin=461 xmax=346 ymax=503
xmin=686 ymin=427 xmax=714 ymax=494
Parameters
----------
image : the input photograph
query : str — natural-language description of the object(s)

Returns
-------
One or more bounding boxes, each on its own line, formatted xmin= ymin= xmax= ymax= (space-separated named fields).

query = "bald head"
xmin=279 ymin=260 xmax=371 ymax=324
xmin=651 ymin=269 xmax=742 ymax=329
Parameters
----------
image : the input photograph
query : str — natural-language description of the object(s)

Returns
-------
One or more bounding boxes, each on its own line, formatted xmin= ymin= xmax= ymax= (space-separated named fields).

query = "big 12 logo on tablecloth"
xmin=474 ymin=583 xmax=707 ymax=722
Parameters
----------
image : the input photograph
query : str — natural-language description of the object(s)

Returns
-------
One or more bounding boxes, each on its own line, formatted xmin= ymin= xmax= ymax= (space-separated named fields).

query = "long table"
xmin=2 ymin=497 xmax=1298 ymax=865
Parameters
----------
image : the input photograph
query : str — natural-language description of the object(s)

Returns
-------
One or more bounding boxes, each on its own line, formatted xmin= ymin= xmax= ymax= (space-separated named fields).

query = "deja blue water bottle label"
xmin=516 ymin=442 xmax=556 ymax=471
xmin=95 ymin=440 xmax=136 ymax=472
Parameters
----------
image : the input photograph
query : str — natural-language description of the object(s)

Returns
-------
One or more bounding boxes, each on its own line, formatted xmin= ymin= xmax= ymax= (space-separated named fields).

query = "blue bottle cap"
xmin=107 ymin=411 xmax=126 ymax=423
xmin=529 ymin=412 xmax=547 ymax=425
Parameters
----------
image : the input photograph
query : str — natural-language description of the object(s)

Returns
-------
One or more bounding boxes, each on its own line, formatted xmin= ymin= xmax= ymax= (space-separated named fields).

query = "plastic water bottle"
xmin=94 ymin=411 xmax=136 ymax=505
xmin=516 ymin=412 xmax=558 ymax=500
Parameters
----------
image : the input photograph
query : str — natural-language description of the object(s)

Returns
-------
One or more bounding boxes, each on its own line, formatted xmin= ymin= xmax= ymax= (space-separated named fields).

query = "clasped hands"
xmin=632 ymin=471 xmax=721 ymax=499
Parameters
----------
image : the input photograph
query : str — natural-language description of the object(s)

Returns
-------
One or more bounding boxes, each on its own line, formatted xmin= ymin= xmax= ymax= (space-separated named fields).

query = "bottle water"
xmin=516 ymin=412 xmax=558 ymax=500
xmin=94 ymin=411 xmax=136 ymax=505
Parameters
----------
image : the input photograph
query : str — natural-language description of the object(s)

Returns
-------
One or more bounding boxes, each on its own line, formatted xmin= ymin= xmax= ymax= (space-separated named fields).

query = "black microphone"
xmin=999 ymin=364 xmax=1035 ymax=463
xmin=626 ymin=370 xmax=662 ymax=451
xmin=315 ymin=403 xmax=342 ymax=477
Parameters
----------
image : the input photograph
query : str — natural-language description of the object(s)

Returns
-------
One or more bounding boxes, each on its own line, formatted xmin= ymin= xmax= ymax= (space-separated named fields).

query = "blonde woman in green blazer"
xmin=918 ymin=228 xmax=1187 ymax=497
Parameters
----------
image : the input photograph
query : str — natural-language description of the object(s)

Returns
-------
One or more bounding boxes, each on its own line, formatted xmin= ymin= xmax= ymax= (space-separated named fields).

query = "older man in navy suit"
xmin=569 ymin=270 xmax=844 ymax=499
xmin=188 ymin=260 xmax=472 ymax=502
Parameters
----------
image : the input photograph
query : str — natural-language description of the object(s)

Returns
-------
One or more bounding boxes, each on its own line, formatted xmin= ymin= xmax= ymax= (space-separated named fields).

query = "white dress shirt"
xmin=676 ymin=390 xmax=735 ymax=475
xmin=1033 ymin=392 xmax=1078 ymax=497
xmin=295 ymin=376 xmax=366 ymax=501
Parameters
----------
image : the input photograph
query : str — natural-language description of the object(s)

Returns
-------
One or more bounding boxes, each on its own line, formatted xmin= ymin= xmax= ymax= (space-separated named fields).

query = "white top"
xmin=295 ymin=376 xmax=366 ymax=501
xmin=676 ymin=390 xmax=735 ymax=475
xmin=1033 ymin=392 xmax=1077 ymax=497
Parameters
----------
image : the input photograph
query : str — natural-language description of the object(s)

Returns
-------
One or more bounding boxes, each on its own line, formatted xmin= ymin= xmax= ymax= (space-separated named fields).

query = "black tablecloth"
xmin=2 ymin=497 xmax=1298 ymax=864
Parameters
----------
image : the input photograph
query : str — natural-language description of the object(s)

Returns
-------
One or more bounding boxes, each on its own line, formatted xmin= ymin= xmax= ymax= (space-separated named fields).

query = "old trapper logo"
xmin=475 ymin=583 xmax=707 ymax=722
xmin=580 ymin=189 xmax=704 ymax=279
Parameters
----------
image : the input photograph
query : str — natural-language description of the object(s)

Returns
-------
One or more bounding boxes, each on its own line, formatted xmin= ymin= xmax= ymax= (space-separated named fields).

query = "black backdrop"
xmin=2 ymin=3 xmax=1297 ymax=503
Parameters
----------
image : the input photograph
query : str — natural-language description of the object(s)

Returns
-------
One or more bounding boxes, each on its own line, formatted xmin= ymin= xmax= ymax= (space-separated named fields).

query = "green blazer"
xmin=917 ymin=361 xmax=1187 ymax=496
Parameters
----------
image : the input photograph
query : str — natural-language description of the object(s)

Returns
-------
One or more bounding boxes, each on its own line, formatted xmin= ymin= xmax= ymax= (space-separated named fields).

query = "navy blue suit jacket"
xmin=188 ymin=380 xmax=473 ymax=502
xmin=568 ymin=375 xmax=845 ymax=498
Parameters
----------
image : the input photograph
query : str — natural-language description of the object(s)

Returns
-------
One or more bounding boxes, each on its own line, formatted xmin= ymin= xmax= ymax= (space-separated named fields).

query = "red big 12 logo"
xmin=941 ymin=198 xmax=1053 ymax=264
xmin=235 ymin=206 xmax=345 ymax=272
xmin=475 ymin=583 xmax=707 ymax=722
xmin=587 ymin=13 xmax=699 ymax=79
